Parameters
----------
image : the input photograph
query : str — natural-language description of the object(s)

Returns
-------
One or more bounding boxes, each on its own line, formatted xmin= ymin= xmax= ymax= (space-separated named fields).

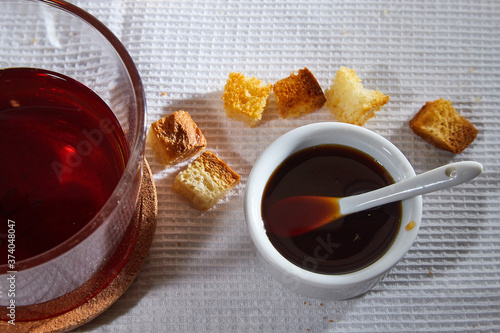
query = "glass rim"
xmin=0 ymin=0 xmax=147 ymax=271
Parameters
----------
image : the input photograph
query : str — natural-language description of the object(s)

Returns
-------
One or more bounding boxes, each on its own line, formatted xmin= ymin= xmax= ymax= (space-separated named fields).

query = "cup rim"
xmin=1 ymin=0 xmax=147 ymax=270
xmin=244 ymin=122 xmax=422 ymax=287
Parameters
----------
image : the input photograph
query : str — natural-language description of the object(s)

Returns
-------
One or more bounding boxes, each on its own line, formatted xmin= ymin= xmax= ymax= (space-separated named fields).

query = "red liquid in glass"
xmin=0 ymin=68 xmax=128 ymax=265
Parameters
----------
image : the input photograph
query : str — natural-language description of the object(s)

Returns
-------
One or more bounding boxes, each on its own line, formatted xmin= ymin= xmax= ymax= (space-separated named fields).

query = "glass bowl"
xmin=0 ymin=0 xmax=146 ymax=320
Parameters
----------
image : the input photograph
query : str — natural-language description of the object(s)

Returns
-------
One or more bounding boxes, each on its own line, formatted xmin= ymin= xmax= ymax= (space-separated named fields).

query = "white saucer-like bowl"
xmin=244 ymin=122 xmax=422 ymax=300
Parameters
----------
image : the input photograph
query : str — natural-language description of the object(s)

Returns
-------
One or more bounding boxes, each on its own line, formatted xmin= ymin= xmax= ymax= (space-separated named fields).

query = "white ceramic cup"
xmin=244 ymin=122 xmax=422 ymax=300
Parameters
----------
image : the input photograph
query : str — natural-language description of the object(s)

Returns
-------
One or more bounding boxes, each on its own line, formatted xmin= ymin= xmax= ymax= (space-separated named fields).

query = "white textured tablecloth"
xmin=69 ymin=1 xmax=500 ymax=332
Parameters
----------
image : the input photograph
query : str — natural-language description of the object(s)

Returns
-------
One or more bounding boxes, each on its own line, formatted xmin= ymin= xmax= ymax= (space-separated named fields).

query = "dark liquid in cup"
xmin=0 ymin=68 xmax=128 ymax=265
xmin=262 ymin=145 xmax=402 ymax=274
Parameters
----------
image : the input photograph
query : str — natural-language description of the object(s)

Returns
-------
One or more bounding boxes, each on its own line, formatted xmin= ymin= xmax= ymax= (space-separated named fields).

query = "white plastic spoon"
xmin=264 ymin=161 xmax=483 ymax=237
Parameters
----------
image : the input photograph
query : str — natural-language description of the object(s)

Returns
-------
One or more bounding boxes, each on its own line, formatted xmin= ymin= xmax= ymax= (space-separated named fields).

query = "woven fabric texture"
xmin=68 ymin=1 xmax=500 ymax=332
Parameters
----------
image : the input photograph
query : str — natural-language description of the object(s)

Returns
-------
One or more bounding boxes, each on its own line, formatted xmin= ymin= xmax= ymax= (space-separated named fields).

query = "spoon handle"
xmin=339 ymin=161 xmax=483 ymax=216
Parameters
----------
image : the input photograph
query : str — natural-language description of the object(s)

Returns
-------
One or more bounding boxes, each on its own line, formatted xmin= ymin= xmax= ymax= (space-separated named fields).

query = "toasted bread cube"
xmin=147 ymin=111 xmax=207 ymax=166
xmin=273 ymin=67 xmax=326 ymax=119
xmin=325 ymin=67 xmax=389 ymax=126
xmin=222 ymin=72 xmax=272 ymax=128
xmin=173 ymin=150 xmax=241 ymax=210
xmin=409 ymin=98 xmax=478 ymax=154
